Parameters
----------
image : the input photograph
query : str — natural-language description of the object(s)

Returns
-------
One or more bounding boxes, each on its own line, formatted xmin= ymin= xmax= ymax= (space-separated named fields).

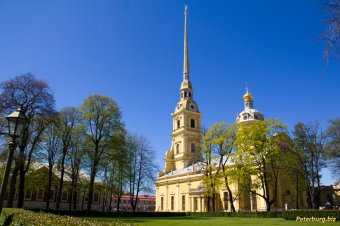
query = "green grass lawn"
xmin=84 ymin=216 xmax=340 ymax=226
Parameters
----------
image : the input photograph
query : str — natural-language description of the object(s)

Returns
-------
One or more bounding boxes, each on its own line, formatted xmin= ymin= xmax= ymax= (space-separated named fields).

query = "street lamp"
xmin=0 ymin=108 xmax=27 ymax=214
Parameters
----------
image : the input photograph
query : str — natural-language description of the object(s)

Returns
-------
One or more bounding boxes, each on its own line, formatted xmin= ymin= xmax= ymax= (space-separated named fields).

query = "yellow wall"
xmin=156 ymin=168 xmax=307 ymax=212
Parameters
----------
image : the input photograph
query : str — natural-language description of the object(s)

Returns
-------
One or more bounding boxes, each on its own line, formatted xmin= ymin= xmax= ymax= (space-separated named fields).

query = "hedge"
xmin=282 ymin=210 xmax=340 ymax=221
xmin=186 ymin=211 xmax=282 ymax=218
xmin=27 ymin=209 xmax=282 ymax=218
xmin=27 ymin=209 xmax=187 ymax=218
xmin=0 ymin=208 xmax=134 ymax=226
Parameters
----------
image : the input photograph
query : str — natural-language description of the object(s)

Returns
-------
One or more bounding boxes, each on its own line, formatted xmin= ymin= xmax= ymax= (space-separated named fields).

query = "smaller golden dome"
xmin=243 ymin=91 xmax=253 ymax=100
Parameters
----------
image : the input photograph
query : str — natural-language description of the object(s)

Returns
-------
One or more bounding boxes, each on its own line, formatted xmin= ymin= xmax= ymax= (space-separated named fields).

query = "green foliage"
xmin=20 ymin=209 xmax=283 ymax=218
xmin=234 ymin=119 xmax=288 ymax=210
xmin=292 ymin=121 xmax=328 ymax=209
xmin=325 ymin=119 xmax=340 ymax=181
xmin=81 ymin=94 xmax=124 ymax=211
xmin=282 ymin=210 xmax=340 ymax=221
xmin=186 ymin=211 xmax=282 ymax=218
xmin=1 ymin=208 xmax=132 ymax=226
xmin=26 ymin=208 xmax=187 ymax=217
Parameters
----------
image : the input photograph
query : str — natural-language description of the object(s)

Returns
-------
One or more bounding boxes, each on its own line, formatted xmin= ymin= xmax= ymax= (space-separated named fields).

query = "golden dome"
xmin=243 ymin=91 xmax=253 ymax=100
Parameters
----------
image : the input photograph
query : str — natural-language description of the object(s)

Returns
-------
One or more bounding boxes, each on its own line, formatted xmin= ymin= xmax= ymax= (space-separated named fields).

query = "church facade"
xmin=155 ymin=7 xmax=307 ymax=212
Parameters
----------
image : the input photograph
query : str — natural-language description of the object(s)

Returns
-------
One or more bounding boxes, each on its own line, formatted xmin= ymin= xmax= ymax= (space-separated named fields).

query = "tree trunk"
xmin=296 ymin=172 xmax=299 ymax=209
xmin=316 ymin=172 xmax=321 ymax=208
xmin=212 ymin=193 xmax=216 ymax=212
xmin=46 ymin=165 xmax=53 ymax=210
xmin=72 ymin=190 xmax=78 ymax=210
xmin=266 ymin=200 xmax=271 ymax=211
xmin=68 ymin=188 xmax=73 ymax=211
xmin=17 ymin=159 xmax=25 ymax=208
xmin=87 ymin=165 xmax=96 ymax=213
xmin=81 ymin=193 xmax=84 ymax=211
xmin=207 ymin=196 xmax=211 ymax=212
xmin=117 ymin=196 xmax=121 ymax=212
xmin=227 ymin=185 xmax=236 ymax=212
xmin=102 ymin=192 xmax=107 ymax=212
xmin=306 ymin=182 xmax=313 ymax=209
xmin=7 ymin=163 xmax=19 ymax=208
xmin=56 ymin=150 xmax=66 ymax=209
xmin=108 ymin=189 xmax=113 ymax=212
xmin=222 ymin=163 xmax=236 ymax=212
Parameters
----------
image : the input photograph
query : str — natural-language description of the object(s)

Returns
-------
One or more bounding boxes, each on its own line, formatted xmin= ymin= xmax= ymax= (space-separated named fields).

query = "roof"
xmin=120 ymin=195 xmax=156 ymax=199
xmin=174 ymin=99 xmax=199 ymax=113
xmin=159 ymin=156 xmax=234 ymax=179
xmin=29 ymin=162 xmax=93 ymax=184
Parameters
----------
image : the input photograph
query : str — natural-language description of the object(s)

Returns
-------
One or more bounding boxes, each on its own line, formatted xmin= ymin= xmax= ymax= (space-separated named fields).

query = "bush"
xmin=186 ymin=211 xmax=282 ymax=218
xmin=27 ymin=209 xmax=187 ymax=218
xmin=61 ymin=210 xmax=281 ymax=218
xmin=1 ymin=208 xmax=134 ymax=226
xmin=27 ymin=209 xmax=283 ymax=218
xmin=282 ymin=210 xmax=340 ymax=221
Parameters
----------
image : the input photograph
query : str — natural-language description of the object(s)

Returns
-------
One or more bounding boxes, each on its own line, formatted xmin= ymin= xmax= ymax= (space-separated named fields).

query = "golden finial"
xmin=243 ymin=82 xmax=253 ymax=100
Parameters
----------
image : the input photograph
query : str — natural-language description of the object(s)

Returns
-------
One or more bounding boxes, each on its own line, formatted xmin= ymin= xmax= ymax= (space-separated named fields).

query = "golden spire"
xmin=183 ymin=5 xmax=189 ymax=80
xmin=243 ymin=82 xmax=253 ymax=101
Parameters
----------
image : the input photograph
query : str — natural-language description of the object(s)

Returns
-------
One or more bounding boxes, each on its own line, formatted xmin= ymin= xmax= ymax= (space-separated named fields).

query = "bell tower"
xmin=164 ymin=6 xmax=202 ymax=174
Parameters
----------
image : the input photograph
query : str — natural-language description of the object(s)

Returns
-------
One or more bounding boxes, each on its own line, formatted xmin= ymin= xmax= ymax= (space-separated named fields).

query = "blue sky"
xmin=0 ymin=0 xmax=339 ymax=185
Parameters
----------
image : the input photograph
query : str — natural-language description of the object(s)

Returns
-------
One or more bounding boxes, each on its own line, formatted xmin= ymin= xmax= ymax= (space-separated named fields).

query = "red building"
xmin=113 ymin=195 xmax=156 ymax=212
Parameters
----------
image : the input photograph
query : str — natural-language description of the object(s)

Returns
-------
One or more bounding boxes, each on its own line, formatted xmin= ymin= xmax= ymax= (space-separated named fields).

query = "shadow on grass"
xmin=119 ymin=216 xmax=213 ymax=223
xmin=86 ymin=216 xmax=213 ymax=224
xmin=2 ymin=214 xmax=14 ymax=226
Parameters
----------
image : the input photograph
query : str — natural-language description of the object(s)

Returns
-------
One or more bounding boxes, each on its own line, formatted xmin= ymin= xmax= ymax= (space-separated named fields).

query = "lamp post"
xmin=0 ymin=108 xmax=27 ymax=214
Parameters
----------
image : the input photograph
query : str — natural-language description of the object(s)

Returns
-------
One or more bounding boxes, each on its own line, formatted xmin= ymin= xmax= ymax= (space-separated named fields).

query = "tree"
xmin=55 ymin=107 xmax=81 ymax=210
xmin=99 ymin=131 xmax=127 ymax=212
xmin=66 ymin=123 xmax=86 ymax=210
xmin=126 ymin=134 xmax=157 ymax=212
xmin=0 ymin=73 xmax=55 ymax=208
xmin=292 ymin=121 xmax=327 ymax=209
xmin=202 ymin=126 xmax=221 ymax=212
xmin=279 ymin=133 xmax=306 ymax=209
xmin=201 ymin=122 xmax=237 ymax=212
xmin=81 ymin=94 xmax=123 ymax=212
xmin=322 ymin=0 xmax=340 ymax=64
xmin=210 ymin=122 xmax=238 ymax=212
xmin=235 ymin=119 xmax=287 ymax=211
xmin=325 ymin=119 xmax=340 ymax=181
xmin=38 ymin=116 xmax=61 ymax=209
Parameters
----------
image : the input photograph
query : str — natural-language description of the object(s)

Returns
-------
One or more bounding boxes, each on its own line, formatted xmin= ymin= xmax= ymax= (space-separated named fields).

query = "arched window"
xmin=184 ymin=92 xmax=187 ymax=97
xmin=188 ymin=92 xmax=191 ymax=97
xmin=177 ymin=120 xmax=180 ymax=129
xmin=191 ymin=143 xmax=196 ymax=153
xmin=190 ymin=119 xmax=195 ymax=128
xmin=176 ymin=144 xmax=180 ymax=154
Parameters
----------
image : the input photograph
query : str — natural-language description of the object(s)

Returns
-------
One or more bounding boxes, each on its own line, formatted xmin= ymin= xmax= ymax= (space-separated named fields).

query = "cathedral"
xmin=155 ymin=7 xmax=307 ymax=212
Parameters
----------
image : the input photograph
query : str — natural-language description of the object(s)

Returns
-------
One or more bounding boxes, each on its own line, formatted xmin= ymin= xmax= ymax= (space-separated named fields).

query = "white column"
xmin=176 ymin=183 xmax=180 ymax=211
xmin=166 ymin=185 xmax=169 ymax=211
xmin=156 ymin=188 xmax=159 ymax=211
xmin=202 ymin=197 xmax=205 ymax=212
xmin=199 ymin=197 xmax=202 ymax=212
xmin=191 ymin=197 xmax=194 ymax=212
